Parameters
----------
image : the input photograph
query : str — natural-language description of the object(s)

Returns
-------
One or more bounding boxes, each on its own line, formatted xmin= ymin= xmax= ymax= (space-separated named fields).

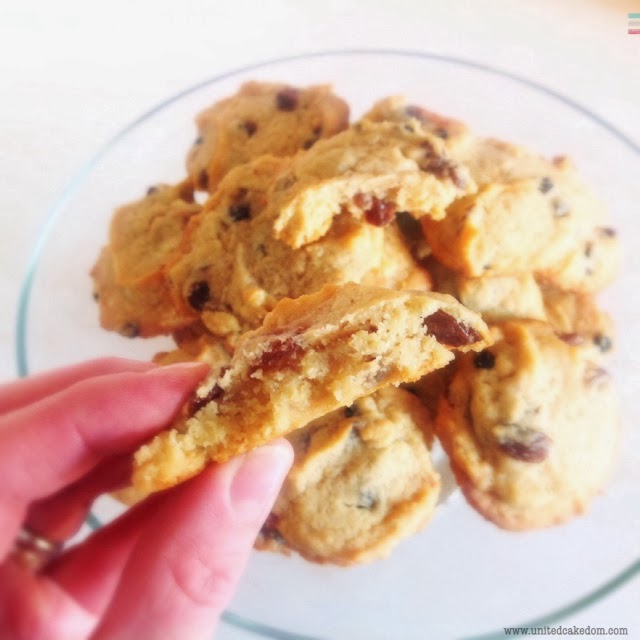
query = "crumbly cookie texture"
xmin=132 ymin=283 xmax=490 ymax=492
xmin=167 ymin=155 xmax=431 ymax=332
xmin=91 ymin=182 xmax=200 ymax=337
xmin=269 ymin=119 xmax=475 ymax=249
xmin=186 ymin=82 xmax=349 ymax=192
xmin=256 ymin=387 xmax=440 ymax=565
xmin=435 ymin=320 xmax=619 ymax=530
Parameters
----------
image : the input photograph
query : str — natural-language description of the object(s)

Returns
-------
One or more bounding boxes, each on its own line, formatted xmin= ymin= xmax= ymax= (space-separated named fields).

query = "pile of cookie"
xmin=92 ymin=82 xmax=620 ymax=566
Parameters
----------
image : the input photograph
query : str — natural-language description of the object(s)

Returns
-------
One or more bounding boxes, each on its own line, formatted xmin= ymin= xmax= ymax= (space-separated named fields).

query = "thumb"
xmin=94 ymin=440 xmax=293 ymax=640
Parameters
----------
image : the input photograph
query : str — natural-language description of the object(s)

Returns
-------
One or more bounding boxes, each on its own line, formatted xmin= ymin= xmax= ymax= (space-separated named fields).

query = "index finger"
xmin=0 ymin=362 xmax=208 ymax=558
xmin=0 ymin=358 xmax=157 ymax=416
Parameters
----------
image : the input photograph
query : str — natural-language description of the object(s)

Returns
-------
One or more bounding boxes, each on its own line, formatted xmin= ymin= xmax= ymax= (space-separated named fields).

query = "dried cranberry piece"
xmin=252 ymin=338 xmax=304 ymax=372
xmin=198 ymin=169 xmax=209 ymax=190
xmin=189 ymin=384 xmax=224 ymax=415
xmin=240 ymin=120 xmax=257 ymax=136
xmin=419 ymin=150 xmax=466 ymax=189
xmin=276 ymin=88 xmax=299 ymax=111
xmin=187 ymin=281 xmax=210 ymax=311
xmin=473 ymin=350 xmax=495 ymax=369
xmin=353 ymin=193 xmax=396 ymax=226
xmin=228 ymin=203 xmax=251 ymax=222
xmin=497 ymin=426 xmax=552 ymax=463
xmin=558 ymin=332 xmax=586 ymax=346
xmin=423 ymin=310 xmax=481 ymax=347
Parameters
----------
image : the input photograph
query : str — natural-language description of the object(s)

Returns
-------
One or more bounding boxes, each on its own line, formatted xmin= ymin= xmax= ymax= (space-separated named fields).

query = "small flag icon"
xmin=629 ymin=13 xmax=640 ymax=34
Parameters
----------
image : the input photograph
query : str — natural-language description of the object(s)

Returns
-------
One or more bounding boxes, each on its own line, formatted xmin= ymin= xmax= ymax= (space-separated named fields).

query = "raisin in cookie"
xmin=186 ymin=82 xmax=349 ymax=191
xmin=133 ymin=282 xmax=491 ymax=492
xmin=268 ymin=119 xmax=474 ymax=249
xmin=427 ymin=260 xmax=548 ymax=324
xmin=435 ymin=320 xmax=619 ymax=530
xmin=256 ymin=387 xmax=440 ymax=565
xmin=426 ymin=257 xmax=614 ymax=351
xmin=168 ymin=155 xmax=430 ymax=332
xmin=91 ymin=182 xmax=200 ymax=337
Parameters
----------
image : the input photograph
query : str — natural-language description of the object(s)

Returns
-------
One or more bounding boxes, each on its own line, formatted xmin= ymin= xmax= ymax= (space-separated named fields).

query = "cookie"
xmin=186 ymin=82 xmax=349 ymax=191
xmin=167 ymin=155 xmax=431 ymax=332
xmin=427 ymin=259 xmax=547 ymax=324
xmin=445 ymin=135 xmax=565 ymax=186
xmin=422 ymin=175 xmax=619 ymax=292
xmin=268 ymin=119 xmax=475 ymax=249
xmin=541 ymin=285 xmax=614 ymax=355
xmin=91 ymin=182 xmax=200 ymax=337
xmin=132 ymin=282 xmax=491 ymax=492
xmin=435 ymin=320 xmax=619 ymax=530
xmin=256 ymin=387 xmax=440 ymax=565
xmin=362 ymin=95 xmax=469 ymax=141
xmin=108 ymin=181 xmax=199 ymax=283
xmin=538 ymin=224 xmax=620 ymax=293
xmin=91 ymin=247 xmax=194 ymax=338
xmin=426 ymin=256 xmax=614 ymax=349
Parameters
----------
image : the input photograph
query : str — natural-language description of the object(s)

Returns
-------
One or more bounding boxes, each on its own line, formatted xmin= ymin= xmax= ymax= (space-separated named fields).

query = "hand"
xmin=0 ymin=358 xmax=293 ymax=640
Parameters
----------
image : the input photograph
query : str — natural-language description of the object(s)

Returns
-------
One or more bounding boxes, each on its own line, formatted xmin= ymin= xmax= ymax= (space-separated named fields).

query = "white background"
xmin=1 ymin=0 xmax=638 ymax=637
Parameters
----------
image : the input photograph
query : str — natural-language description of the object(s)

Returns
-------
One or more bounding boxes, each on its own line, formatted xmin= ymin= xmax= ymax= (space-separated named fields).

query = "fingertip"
xmin=226 ymin=440 xmax=294 ymax=525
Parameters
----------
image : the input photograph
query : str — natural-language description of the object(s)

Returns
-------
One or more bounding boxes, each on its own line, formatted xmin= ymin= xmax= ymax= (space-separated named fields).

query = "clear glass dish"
xmin=17 ymin=50 xmax=640 ymax=639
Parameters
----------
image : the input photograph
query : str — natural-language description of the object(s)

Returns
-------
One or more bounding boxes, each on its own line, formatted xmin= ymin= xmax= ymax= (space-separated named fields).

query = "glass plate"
xmin=17 ymin=50 xmax=640 ymax=639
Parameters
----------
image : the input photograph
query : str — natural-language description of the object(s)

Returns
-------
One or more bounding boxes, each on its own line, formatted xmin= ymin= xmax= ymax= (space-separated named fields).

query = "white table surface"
xmin=1 ymin=0 xmax=638 ymax=637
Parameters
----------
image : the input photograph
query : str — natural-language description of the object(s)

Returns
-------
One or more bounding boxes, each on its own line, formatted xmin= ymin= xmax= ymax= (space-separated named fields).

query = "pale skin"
xmin=0 ymin=358 xmax=293 ymax=639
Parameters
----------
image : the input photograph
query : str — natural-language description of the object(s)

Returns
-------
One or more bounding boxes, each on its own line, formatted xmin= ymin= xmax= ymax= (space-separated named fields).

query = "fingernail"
xmin=229 ymin=441 xmax=293 ymax=524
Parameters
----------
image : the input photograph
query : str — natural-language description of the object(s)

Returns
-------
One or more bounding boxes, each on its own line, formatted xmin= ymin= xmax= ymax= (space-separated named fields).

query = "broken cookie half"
xmin=133 ymin=282 xmax=491 ymax=493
